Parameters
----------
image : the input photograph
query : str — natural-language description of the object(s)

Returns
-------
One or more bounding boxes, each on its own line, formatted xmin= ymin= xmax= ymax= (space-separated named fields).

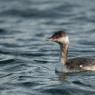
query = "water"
xmin=0 ymin=0 xmax=95 ymax=95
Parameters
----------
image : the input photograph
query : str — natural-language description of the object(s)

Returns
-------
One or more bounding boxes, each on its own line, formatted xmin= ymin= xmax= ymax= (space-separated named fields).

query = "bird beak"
xmin=48 ymin=37 xmax=57 ymax=42
xmin=48 ymin=37 xmax=53 ymax=41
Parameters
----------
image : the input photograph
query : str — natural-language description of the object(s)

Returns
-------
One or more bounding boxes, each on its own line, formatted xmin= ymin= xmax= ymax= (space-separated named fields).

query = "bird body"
xmin=49 ymin=31 xmax=95 ymax=72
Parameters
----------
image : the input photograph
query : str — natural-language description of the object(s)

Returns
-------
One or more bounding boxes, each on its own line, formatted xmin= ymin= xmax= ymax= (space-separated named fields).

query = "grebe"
xmin=49 ymin=31 xmax=95 ymax=72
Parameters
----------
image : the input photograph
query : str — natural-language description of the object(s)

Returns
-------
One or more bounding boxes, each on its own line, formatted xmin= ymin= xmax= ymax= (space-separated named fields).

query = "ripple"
xmin=14 ymin=81 xmax=40 ymax=88
xmin=0 ymin=0 xmax=95 ymax=95
xmin=0 ymin=54 xmax=15 ymax=64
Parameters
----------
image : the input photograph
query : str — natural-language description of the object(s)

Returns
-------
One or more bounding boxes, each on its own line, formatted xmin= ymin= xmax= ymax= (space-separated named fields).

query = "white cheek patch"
xmin=58 ymin=38 xmax=64 ymax=43
xmin=58 ymin=36 xmax=69 ymax=44
xmin=65 ymin=36 xmax=69 ymax=44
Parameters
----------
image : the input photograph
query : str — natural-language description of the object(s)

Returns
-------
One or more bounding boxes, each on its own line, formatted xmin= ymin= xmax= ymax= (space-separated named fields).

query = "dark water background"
xmin=0 ymin=0 xmax=95 ymax=95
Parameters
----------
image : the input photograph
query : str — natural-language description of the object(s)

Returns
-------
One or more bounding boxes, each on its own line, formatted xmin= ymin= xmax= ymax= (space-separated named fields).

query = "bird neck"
xmin=60 ymin=43 xmax=68 ymax=65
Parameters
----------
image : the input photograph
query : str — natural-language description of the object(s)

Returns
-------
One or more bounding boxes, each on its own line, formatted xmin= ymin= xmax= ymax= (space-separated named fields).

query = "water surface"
xmin=0 ymin=0 xmax=95 ymax=95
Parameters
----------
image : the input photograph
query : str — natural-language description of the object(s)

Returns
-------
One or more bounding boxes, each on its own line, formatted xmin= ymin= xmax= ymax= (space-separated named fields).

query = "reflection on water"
xmin=0 ymin=0 xmax=95 ymax=95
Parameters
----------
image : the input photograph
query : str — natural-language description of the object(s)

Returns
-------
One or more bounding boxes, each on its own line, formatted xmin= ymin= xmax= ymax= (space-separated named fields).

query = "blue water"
xmin=0 ymin=0 xmax=95 ymax=95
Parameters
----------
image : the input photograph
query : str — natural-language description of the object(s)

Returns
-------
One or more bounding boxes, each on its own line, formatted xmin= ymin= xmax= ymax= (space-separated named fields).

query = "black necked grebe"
xmin=49 ymin=31 xmax=95 ymax=72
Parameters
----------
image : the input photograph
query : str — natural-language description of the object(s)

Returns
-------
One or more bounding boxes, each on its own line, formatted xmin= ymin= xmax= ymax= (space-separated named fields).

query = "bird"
xmin=48 ymin=31 xmax=95 ymax=73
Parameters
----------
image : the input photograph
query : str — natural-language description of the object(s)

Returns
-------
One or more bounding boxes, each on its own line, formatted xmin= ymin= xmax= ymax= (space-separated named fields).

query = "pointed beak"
xmin=48 ymin=37 xmax=57 ymax=42
xmin=48 ymin=37 xmax=53 ymax=41
xmin=45 ymin=37 xmax=53 ymax=42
